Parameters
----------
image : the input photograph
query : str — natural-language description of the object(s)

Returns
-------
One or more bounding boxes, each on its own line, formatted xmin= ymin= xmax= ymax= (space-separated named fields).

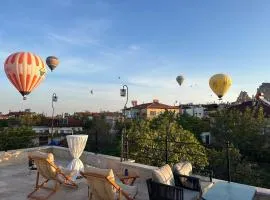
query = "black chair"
xmin=192 ymin=168 xmax=213 ymax=182
xmin=28 ymin=156 xmax=37 ymax=170
xmin=147 ymin=173 xmax=202 ymax=200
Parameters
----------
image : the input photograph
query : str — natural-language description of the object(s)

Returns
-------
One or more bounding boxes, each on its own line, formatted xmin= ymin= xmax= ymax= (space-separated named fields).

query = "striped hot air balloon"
xmin=46 ymin=56 xmax=59 ymax=71
xmin=4 ymin=52 xmax=47 ymax=99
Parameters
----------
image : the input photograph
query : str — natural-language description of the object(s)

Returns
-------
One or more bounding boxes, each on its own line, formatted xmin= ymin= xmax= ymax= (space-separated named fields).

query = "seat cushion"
xmin=57 ymin=166 xmax=78 ymax=183
xmin=173 ymin=162 xmax=192 ymax=176
xmin=84 ymin=165 xmax=115 ymax=179
xmin=84 ymin=165 xmax=116 ymax=200
xmin=152 ymin=164 xmax=175 ymax=186
xmin=28 ymin=151 xmax=57 ymax=179
xmin=116 ymin=179 xmax=138 ymax=199
xmin=28 ymin=151 xmax=54 ymax=162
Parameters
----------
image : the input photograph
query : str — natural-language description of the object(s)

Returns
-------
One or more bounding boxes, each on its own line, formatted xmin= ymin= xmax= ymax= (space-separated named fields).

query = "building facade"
xmin=125 ymin=99 xmax=180 ymax=120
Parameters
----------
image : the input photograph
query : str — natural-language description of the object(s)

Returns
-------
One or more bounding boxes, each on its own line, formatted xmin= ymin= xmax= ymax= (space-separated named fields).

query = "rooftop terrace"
xmin=1 ymin=146 xmax=270 ymax=200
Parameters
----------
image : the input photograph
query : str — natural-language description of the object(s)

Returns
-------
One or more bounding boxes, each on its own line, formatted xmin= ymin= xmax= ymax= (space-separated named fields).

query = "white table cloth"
xmin=66 ymin=135 xmax=88 ymax=178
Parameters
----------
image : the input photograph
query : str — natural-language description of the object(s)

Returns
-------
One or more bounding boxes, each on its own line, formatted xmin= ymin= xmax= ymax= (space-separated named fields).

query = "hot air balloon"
xmin=209 ymin=73 xmax=232 ymax=100
xmin=4 ymin=52 xmax=47 ymax=100
xmin=176 ymin=75 xmax=184 ymax=86
xmin=46 ymin=56 xmax=59 ymax=71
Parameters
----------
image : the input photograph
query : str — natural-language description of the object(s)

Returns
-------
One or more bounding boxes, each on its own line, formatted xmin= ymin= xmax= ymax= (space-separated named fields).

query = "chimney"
xmin=132 ymin=100 xmax=137 ymax=107
xmin=153 ymin=99 xmax=159 ymax=103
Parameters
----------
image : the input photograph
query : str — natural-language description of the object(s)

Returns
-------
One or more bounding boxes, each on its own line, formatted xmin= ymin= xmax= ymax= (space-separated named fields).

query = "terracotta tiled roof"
xmin=126 ymin=102 xmax=179 ymax=110
xmin=43 ymin=117 xmax=83 ymax=127
xmin=229 ymin=99 xmax=270 ymax=117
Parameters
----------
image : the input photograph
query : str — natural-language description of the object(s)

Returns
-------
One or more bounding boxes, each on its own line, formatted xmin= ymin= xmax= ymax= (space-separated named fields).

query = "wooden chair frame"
xmin=27 ymin=156 xmax=78 ymax=200
xmin=80 ymin=171 xmax=135 ymax=200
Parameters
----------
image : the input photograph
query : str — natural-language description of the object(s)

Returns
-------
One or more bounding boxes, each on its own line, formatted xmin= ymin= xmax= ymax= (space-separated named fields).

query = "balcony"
xmin=1 ymin=146 xmax=270 ymax=200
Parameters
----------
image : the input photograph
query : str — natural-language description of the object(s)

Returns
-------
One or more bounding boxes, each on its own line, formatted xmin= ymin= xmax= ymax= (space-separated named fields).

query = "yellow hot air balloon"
xmin=209 ymin=73 xmax=232 ymax=100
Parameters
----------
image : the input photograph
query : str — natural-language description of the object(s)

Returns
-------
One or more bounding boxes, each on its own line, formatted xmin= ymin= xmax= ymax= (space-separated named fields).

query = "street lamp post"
xmin=51 ymin=93 xmax=58 ymax=144
xmin=226 ymin=140 xmax=231 ymax=182
xmin=120 ymin=85 xmax=128 ymax=162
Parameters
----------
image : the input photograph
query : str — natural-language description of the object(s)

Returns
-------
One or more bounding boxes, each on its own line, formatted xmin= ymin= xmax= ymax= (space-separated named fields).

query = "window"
xmin=150 ymin=111 xmax=156 ymax=116
xmin=205 ymin=135 xmax=210 ymax=145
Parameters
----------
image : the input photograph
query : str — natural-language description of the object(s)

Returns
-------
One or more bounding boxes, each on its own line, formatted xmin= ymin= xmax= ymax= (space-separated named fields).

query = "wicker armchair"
xmin=147 ymin=173 xmax=201 ymax=200
xmin=147 ymin=164 xmax=201 ymax=200
xmin=147 ymin=178 xmax=183 ymax=200
xmin=173 ymin=162 xmax=213 ymax=195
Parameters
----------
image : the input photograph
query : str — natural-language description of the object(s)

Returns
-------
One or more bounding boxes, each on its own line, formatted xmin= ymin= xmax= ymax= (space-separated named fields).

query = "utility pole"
xmin=51 ymin=93 xmax=58 ymax=144
xmin=226 ymin=140 xmax=231 ymax=182
xmin=120 ymin=85 xmax=128 ymax=162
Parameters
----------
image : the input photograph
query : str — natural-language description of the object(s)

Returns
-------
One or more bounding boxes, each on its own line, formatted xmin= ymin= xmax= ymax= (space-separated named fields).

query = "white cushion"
xmin=173 ymin=162 xmax=192 ymax=176
xmin=152 ymin=164 xmax=175 ymax=186
xmin=116 ymin=179 xmax=138 ymax=199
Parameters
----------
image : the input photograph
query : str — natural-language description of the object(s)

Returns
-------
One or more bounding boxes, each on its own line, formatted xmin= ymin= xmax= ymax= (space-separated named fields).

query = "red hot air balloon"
xmin=4 ymin=52 xmax=47 ymax=99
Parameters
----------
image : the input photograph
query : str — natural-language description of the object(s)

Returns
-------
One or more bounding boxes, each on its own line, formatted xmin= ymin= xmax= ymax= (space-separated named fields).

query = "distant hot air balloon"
xmin=46 ymin=56 xmax=59 ymax=71
xmin=176 ymin=75 xmax=184 ymax=86
xmin=4 ymin=52 xmax=47 ymax=100
xmin=90 ymin=90 xmax=93 ymax=95
xmin=209 ymin=73 xmax=232 ymax=100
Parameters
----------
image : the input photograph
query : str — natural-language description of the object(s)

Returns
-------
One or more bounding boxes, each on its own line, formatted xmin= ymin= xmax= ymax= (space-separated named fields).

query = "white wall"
xmin=32 ymin=126 xmax=83 ymax=134
xmin=183 ymin=106 xmax=205 ymax=118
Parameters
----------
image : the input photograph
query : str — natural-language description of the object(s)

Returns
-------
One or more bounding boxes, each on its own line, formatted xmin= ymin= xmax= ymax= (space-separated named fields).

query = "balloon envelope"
xmin=46 ymin=56 xmax=59 ymax=71
xmin=176 ymin=75 xmax=184 ymax=86
xmin=209 ymin=73 xmax=232 ymax=99
xmin=4 ymin=52 xmax=47 ymax=97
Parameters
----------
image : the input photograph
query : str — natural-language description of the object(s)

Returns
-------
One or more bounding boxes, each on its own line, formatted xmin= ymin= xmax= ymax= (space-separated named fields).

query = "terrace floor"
xmin=0 ymin=159 xmax=148 ymax=200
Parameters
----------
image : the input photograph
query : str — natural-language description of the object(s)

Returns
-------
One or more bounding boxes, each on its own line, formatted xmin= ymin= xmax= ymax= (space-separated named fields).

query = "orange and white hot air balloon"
xmin=4 ymin=52 xmax=47 ymax=100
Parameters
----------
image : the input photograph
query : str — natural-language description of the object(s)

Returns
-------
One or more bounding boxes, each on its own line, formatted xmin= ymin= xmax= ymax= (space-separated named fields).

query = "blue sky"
xmin=1 ymin=0 xmax=270 ymax=114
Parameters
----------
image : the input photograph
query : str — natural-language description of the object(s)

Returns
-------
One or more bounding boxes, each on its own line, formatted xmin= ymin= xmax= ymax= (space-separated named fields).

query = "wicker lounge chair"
xmin=81 ymin=165 xmax=138 ymax=200
xmin=27 ymin=151 xmax=78 ymax=200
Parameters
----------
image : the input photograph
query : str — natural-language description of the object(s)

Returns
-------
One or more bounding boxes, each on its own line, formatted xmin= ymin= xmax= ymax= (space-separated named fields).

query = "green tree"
xmin=207 ymin=145 xmax=259 ymax=186
xmin=0 ymin=127 xmax=36 ymax=151
xmin=82 ymin=115 xmax=122 ymax=156
xmin=19 ymin=113 xmax=46 ymax=126
xmin=0 ymin=119 xmax=8 ymax=128
xmin=210 ymin=107 xmax=267 ymax=162
xmin=128 ymin=111 xmax=208 ymax=168
xmin=177 ymin=113 xmax=210 ymax=140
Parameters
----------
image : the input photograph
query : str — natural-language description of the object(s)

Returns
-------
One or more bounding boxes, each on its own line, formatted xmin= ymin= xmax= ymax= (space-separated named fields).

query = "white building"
xmin=181 ymin=104 xmax=205 ymax=119
xmin=32 ymin=126 xmax=83 ymax=135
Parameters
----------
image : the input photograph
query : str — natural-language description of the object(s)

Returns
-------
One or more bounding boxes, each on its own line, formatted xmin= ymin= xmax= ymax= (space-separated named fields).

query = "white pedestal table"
xmin=66 ymin=135 xmax=88 ymax=179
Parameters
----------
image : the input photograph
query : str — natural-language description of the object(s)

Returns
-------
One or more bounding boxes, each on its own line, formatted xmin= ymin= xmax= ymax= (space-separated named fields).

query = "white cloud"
xmin=47 ymin=32 xmax=99 ymax=46
xmin=129 ymin=45 xmax=140 ymax=51
xmin=54 ymin=57 xmax=110 ymax=75
xmin=46 ymin=18 xmax=111 ymax=47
